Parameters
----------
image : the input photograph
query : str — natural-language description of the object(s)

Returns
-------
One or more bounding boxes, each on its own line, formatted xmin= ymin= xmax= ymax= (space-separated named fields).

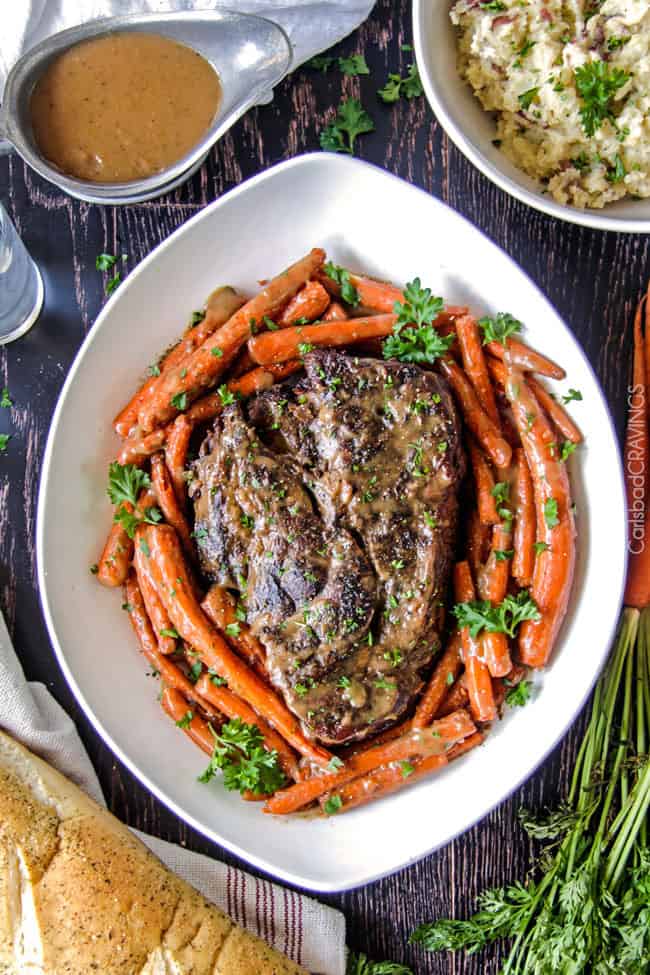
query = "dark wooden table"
xmin=0 ymin=2 xmax=646 ymax=971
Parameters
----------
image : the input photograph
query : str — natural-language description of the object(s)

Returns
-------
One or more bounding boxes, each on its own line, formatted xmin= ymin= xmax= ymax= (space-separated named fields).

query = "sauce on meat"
xmin=30 ymin=32 xmax=221 ymax=183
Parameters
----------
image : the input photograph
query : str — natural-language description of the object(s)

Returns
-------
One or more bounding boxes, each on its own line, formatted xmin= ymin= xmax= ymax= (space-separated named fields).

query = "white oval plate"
xmin=37 ymin=154 xmax=626 ymax=892
xmin=413 ymin=0 xmax=650 ymax=234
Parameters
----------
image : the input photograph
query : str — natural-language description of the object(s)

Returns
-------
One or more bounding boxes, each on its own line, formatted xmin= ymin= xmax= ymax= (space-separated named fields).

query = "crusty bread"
xmin=0 ymin=731 xmax=307 ymax=975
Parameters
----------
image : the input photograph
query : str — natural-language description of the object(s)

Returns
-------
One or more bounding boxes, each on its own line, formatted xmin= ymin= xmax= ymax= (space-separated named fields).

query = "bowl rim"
xmin=1 ymin=8 xmax=292 ymax=202
xmin=36 ymin=153 xmax=628 ymax=892
xmin=412 ymin=0 xmax=650 ymax=234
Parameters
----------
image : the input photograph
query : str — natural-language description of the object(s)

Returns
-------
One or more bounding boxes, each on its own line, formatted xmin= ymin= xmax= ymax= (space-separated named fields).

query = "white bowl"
xmin=413 ymin=1 xmax=650 ymax=233
xmin=37 ymin=154 xmax=626 ymax=892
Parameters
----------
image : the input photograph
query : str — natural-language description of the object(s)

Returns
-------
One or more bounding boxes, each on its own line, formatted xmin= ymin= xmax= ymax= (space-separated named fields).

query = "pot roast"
xmin=191 ymin=350 xmax=465 ymax=746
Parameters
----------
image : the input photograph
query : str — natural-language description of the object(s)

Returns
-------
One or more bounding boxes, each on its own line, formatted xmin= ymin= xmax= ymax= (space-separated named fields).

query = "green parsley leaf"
xmin=139 ymin=538 xmax=150 ymax=557
xmin=607 ymin=36 xmax=630 ymax=52
xmin=378 ymin=63 xmax=423 ymax=102
xmin=198 ymin=718 xmax=286 ymax=796
xmin=328 ymin=756 xmax=344 ymax=771
xmin=401 ymin=761 xmax=415 ymax=778
xmin=324 ymin=795 xmax=343 ymax=815
xmin=148 ymin=362 xmax=161 ymax=377
xmin=320 ymin=97 xmax=375 ymax=154
xmin=107 ymin=462 xmax=150 ymax=507
xmin=453 ymin=591 xmax=541 ymax=639
xmin=506 ymin=680 xmax=533 ymax=708
xmin=189 ymin=310 xmax=205 ymax=327
xmin=533 ymin=540 xmax=550 ymax=555
xmin=105 ymin=273 xmax=121 ymax=296
xmin=478 ymin=312 xmax=523 ymax=345
xmin=377 ymin=74 xmax=402 ymax=104
xmin=211 ymin=346 xmax=223 ymax=357
xmin=606 ymin=153 xmax=626 ymax=184
xmin=544 ymin=497 xmax=559 ymax=528
xmin=337 ymin=675 xmax=352 ymax=688
xmin=160 ymin=627 xmax=179 ymax=639
xmin=0 ymin=387 xmax=12 ymax=408
xmin=218 ymin=385 xmax=237 ymax=406
xmin=95 ymin=253 xmax=117 ymax=271
xmin=225 ymin=622 xmax=241 ymax=638
xmin=495 ymin=548 xmax=515 ymax=562
xmin=383 ymin=279 xmax=451 ymax=365
xmin=338 ymin=54 xmax=369 ymax=76
xmin=308 ymin=54 xmax=335 ymax=73
xmin=480 ymin=1 xmax=507 ymax=9
xmin=562 ymin=388 xmax=583 ymax=404
xmin=176 ymin=710 xmax=193 ymax=729
xmin=298 ymin=341 xmax=315 ymax=356
xmin=324 ymin=262 xmax=360 ymax=306
xmin=518 ymin=87 xmax=540 ymax=111
xmin=263 ymin=315 xmax=280 ymax=331
xmin=170 ymin=392 xmax=188 ymax=411
xmin=560 ymin=440 xmax=578 ymax=462
xmin=375 ymin=677 xmax=397 ymax=691
xmin=574 ymin=60 xmax=630 ymax=138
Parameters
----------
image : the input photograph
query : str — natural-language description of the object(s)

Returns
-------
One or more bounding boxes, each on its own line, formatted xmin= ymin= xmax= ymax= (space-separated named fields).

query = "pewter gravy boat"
xmin=0 ymin=10 xmax=292 ymax=204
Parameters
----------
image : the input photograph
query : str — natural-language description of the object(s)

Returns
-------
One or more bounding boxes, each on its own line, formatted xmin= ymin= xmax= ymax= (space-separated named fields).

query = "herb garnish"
xmin=505 ymin=680 xmax=533 ymax=707
xmin=0 ymin=387 xmax=12 ymax=408
xmin=478 ymin=312 xmax=523 ymax=345
xmin=324 ymin=262 xmax=360 ymax=306
xmin=383 ymin=278 xmax=453 ymax=365
xmin=574 ymin=61 xmax=630 ymax=138
xmin=199 ymin=718 xmax=286 ymax=796
xmin=378 ymin=63 xmax=423 ymax=103
xmin=320 ymin=98 xmax=375 ymax=154
xmin=107 ymin=462 xmax=150 ymax=507
xmin=338 ymin=54 xmax=370 ymax=77
xmin=453 ymin=591 xmax=541 ymax=639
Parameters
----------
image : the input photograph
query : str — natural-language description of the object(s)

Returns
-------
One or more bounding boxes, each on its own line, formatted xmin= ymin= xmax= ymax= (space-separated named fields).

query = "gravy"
xmin=30 ymin=32 xmax=222 ymax=183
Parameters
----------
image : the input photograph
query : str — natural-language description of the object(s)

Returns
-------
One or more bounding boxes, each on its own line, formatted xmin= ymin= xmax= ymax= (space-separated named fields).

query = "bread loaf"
xmin=0 ymin=731 xmax=308 ymax=974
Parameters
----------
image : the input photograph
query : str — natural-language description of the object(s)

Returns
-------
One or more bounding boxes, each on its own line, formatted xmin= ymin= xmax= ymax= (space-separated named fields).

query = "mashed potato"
xmin=450 ymin=0 xmax=650 ymax=208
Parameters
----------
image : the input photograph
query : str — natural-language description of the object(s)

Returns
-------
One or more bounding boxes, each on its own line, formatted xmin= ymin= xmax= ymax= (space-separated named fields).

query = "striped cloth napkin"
xmin=0 ymin=609 xmax=346 ymax=975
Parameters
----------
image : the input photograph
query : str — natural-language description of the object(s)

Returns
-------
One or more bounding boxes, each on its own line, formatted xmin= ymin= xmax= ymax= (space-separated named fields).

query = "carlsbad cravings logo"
xmin=627 ymin=382 xmax=646 ymax=555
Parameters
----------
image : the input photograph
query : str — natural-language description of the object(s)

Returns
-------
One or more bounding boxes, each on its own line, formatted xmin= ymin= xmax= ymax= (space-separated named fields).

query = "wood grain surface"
xmin=0 ymin=1 xmax=644 ymax=971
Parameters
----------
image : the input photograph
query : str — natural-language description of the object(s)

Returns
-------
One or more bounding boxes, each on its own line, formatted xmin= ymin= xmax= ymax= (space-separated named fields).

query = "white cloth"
xmin=0 ymin=609 xmax=346 ymax=975
xmin=0 ymin=0 xmax=375 ymax=95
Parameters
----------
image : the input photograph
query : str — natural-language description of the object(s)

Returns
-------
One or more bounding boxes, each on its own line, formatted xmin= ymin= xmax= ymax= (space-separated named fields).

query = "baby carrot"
xmin=248 ymin=314 xmax=398 ymax=366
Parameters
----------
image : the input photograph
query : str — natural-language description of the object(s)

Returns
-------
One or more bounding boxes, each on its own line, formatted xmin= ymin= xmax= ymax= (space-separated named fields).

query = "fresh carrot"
xmin=412 ymin=632 xmax=463 ymax=728
xmin=278 ymin=280 xmax=330 ymax=326
xmin=512 ymin=447 xmax=535 ymax=588
xmin=150 ymin=453 xmax=195 ymax=557
xmin=161 ymin=686 xmax=216 ymax=755
xmin=456 ymin=315 xmax=501 ymax=426
xmin=454 ymin=561 xmax=497 ymax=722
xmin=133 ymin=528 xmax=177 ymax=655
xmin=113 ymin=286 xmax=245 ymax=437
xmin=143 ymin=524 xmax=331 ymax=766
xmin=624 ymin=295 xmax=650 ymax=607
xmin=248 ymin=314 xmax=398 ymax=366
xmin=477 ymin=525 xmax=513 ymax=678
xmin=138 ymin=249 xmax=325 ymax=432
xmin=468 ymin=437 xmax=499 ymax=525
xmin=504 ymin=370 xmax=576 ymax=667
xmin=264 ymin=710 xmax=476 ymax=815
xmin=488 ymin=337 xmax=565 ymax=380
xmin=439 ymin=358 xmax=512 ymax=468
xmin=200 ymin=585 xmax=267 ymax=675
xmin=124 ymin=572 xmax=201 ymax=701
xmin=195 ymin=674 xmax=298 ymax=780
xmin=165 ymin=414 xmax=193 ymax=508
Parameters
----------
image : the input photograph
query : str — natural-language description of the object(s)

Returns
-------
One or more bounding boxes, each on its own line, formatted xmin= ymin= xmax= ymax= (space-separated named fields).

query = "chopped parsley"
xmin=198 ymin=718 xmax=286 ymax=796
xmin=544 ymin=497 xmax=559 ymax=528
xmin=218 ymin=385 xmax=237 ymax=406
xmin=323 ymin=795 xmax=343 ymax=815
xmin=324 ymin=262 xmax=360 ymax=306
xmin=505 ymin=680 xmax=533 ymax=708
xmin=338 ymin=54 xmax=370 ymax=77
xmin=176 ymin=710 xmax=194 ymax=729
xmin=401 ymin=761 xmax=415 ymax=778
xmin=518 ymin=87 xmax=540 ymax=111
xmin=574 ymin=61 xmax=630 ymax=138
xmin=225 ymin=622 xmax=241 ymax=639
xmin=534 ymin=541 xmax=550 ymax=555
xmin=0 ymin=387 xmax=12 ymax=408
xmin=170 ymin=391 xmax=188 ymax=411
xmin=562 ymin=388 xmax=583 ymax=405
xmin=320 ymin=97 xmax=375 ymax=154
xmin=378 ymin=63 xmax=423 ymax=103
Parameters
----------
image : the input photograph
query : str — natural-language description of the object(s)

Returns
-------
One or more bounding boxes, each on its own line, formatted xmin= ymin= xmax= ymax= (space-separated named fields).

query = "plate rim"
xmin=36 ymin=152 xmax=628 ymax=892
xmin=412 ymin=0 xmax=650 ymax=234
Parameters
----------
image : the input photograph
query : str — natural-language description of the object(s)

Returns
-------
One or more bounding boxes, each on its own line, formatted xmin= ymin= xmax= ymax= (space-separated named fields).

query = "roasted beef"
xmin=191 ymin=350 xmax=465 ymax=745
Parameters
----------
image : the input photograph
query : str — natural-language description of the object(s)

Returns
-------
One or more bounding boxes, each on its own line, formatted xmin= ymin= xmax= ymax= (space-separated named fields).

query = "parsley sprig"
xmin=574 ymin=61 xmax=630 ymax=138
xmin=320 ymin=98 xmax=375 ymax=154
xmin=324 ymin=262 xmax=360 ymax=306
xmin=453 ymin=591 xmax=541 ymax=639
xmin=478 ymin=312 xmax=523 ymax=346
xmin=383 ymin=278 xmax=453 ymax=365
xmin=107 ymin=461 xmax=150 ymax=507
xmin=378 ymin=63 xmax=423 ymax=103
xmin=199 ymin=718 xmax=286 ymax=796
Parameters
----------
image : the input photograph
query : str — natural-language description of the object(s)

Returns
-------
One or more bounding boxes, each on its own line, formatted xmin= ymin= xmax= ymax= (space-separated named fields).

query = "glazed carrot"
xmin=504 ymin=370 xmax=576 ymax=667
xmin=138 ymin=249 xmax=325 ymax=431
xmin=512 ymin=447 xmax=535 ymax=587
xmin=437 ymin=676 xmax=470 ymax=717
xmin=468 ymin=437 xmax=499 ymax=525
xmin=624 ymin=296 xmax=650 ymax=607
xmin=248 ymin=314 xmax=398 ymax=366
xmin=477 ymin=525 xmax=513 ymax=678
xmin=317 ymin=269 xmax=402 ymax=312
xmin=184 ymin=361 xmax=302 ymax=424
xmin=278 ymin=280 xmax=330 ymax=326
xmin=150 ymin=453 xmax=195 ymax=557
xmin=97 ymin=487 xmax=157 ymax=587
xmin=113 ymin=287 xmax=245 ymax=437
xmin=161 ymin=687 xmax=215 ymax=756
xmin=528 ymin=376 xmax=583 ymax=445
xmin=488 ymin=337 xmax=565 ymax=380
xmin=340 ymin=720 xmax=412 ymax=760
xmin=124 ymin=572 xmax=200 ymax=700
xmin=264 ymin=710 xmax=475 ymax=815
xmin=195 ymin=674 xmax=298 ymax=780
xmin=144 ymin=525 xmax=331 ymax=766
xmin=133 ymin=526 xmax=177 ymax=655
xmin=228 ymin=346 xmax=257 ymax=379
xmin=117 ymin=428 xmax=167 ymax=468
xmin=454 ymin=561 xmax=497 ymax=722
xmin=466 ymin=506 xmax=491 ymax=577
xmin=456 ymin=315 xmax=500 ymax=426
xmin=412 ymin=632 xmax=463 ymax=728
xmin=439 ymin=358 xmax=512 ymax=468
xmin=321 ymin=752 xmax=449 ymax=814
xmin=447 ymin=729 xmax=484 ymax=761
xmin=165 ymin=414 xmax=193 ymax=507
xmin=201 ymin=585 xmax=266 ymax=673
xmin=322 ymin=301 xmax=347 ymax=322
